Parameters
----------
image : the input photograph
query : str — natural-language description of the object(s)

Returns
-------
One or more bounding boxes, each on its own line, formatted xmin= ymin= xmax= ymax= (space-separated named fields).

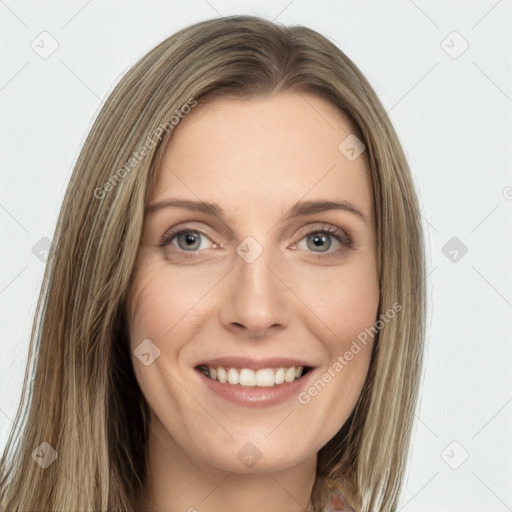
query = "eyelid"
xmin=295 ymin=222 xmax=350 ymax=241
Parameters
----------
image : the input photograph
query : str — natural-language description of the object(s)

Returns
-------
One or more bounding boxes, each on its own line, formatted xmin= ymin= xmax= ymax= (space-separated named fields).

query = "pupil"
xmin=308 ymin=233 xmax=331 ymax=252
xmin=179 ymin=232 xmax=200 ymax=250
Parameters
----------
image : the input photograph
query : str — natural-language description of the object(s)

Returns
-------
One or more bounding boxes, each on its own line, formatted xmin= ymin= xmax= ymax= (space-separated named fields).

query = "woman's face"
xmin=128 ymin=91 xmax=379 ymax=473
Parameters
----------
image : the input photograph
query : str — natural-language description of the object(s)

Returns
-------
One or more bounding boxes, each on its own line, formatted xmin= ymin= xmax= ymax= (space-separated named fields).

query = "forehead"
xmin=151 ymin=91 xmax=372 ymax=218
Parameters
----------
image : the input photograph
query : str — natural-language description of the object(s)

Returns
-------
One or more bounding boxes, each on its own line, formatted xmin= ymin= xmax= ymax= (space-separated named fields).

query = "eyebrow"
xmin=146 ymin=198 xmax=368 ymax=224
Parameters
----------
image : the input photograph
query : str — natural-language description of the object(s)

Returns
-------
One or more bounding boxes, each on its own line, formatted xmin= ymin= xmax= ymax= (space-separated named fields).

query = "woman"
xmin=0 ymin=15 xmax=425 ymax=512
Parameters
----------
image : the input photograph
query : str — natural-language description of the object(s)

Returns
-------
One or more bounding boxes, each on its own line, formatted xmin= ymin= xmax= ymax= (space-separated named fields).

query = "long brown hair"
xmin=1 ymin=15 xmax=425 ymax=511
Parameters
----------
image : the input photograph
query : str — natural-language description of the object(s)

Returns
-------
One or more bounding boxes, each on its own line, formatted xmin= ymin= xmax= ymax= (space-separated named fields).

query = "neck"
xmin=136 ymin=416 xmax=317 ymax=512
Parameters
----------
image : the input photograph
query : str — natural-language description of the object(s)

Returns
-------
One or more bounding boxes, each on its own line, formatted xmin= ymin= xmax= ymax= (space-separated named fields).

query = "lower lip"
xmin=196 ymin=368 xmax=316 ymax=408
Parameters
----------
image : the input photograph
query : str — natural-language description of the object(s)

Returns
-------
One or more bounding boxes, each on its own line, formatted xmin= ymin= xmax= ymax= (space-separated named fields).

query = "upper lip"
xmin=196 ymin=356 xmax=316 ymax=370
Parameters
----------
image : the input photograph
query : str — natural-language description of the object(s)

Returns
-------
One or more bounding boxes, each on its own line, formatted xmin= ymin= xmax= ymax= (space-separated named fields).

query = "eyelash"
xmin=158 ymin=223 xmax=354 ymax=259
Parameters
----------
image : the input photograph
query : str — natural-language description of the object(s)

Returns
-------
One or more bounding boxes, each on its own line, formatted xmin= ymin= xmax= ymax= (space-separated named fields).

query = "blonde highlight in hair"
xmin=1 ymin=15 xmax=425 ymax=512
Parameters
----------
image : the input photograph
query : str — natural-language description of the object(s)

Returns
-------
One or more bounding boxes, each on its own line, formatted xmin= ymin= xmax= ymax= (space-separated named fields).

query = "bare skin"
xmin=128 ymin=91 xmax=379 ymax=512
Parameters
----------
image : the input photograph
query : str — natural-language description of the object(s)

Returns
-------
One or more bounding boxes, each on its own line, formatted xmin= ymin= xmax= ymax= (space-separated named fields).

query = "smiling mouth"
xmin=196 ymin=364 xmax=313 ymax=387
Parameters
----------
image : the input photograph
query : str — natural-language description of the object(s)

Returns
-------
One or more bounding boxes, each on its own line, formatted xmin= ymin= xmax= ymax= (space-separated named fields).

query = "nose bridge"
xmin=220 ymin=236 xmax=290 ymax=335
xmin=236 ymin=237 xmax=276 ymax=294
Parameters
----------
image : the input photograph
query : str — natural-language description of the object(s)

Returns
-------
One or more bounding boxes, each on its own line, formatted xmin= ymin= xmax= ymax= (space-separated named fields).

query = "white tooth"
xmin=256 ymin=368 xmax=276 ymax=387
xmin=227 ymin=368 xmax=239 ymax=385
xmin=239 ymin=369 xmax=256 ymax=386
xmin=284 ymin=367 xmax=296 ymax=383
xmin=217 ymin=367 xmax=227 ymax=383
xmin=274 ymin=368 xmax=285 ymax=384
xmin=212 ymin=366 xmax=301 ymax=386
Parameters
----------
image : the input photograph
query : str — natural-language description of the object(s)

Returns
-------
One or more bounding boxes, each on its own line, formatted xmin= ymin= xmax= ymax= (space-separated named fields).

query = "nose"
xmin=219 ymin=243 xmax=292 ymax=338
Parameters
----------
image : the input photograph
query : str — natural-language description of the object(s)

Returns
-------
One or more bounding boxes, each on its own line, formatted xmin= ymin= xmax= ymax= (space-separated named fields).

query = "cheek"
xmin=127 ymin=255 xmax=219 ymax=348
xmin=294 ymin=255 xmax=379 ymax=347
xmin=327 ymin=267 xmax=379 ymax=383
xmin=292 ymin=258 xmax=379 ymax=426
xmin=126 ymin=256 xmax=217 ymax=424
xmin=327 ymin=272 xmax=379 ymax=348
xmin=128 ymin=260 xmax=177 ymax=348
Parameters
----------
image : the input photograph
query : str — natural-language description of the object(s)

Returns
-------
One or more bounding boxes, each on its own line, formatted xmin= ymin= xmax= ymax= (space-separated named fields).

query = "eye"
xmin=292 ymin=225 xmax=353 ymax=255
xmin=159 ymin=228 xmax=217 ymax=252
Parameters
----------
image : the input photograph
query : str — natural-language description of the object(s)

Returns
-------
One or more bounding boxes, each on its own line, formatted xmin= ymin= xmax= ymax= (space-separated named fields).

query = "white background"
xmin=1 ymin=1 xmax=511 ymax=510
